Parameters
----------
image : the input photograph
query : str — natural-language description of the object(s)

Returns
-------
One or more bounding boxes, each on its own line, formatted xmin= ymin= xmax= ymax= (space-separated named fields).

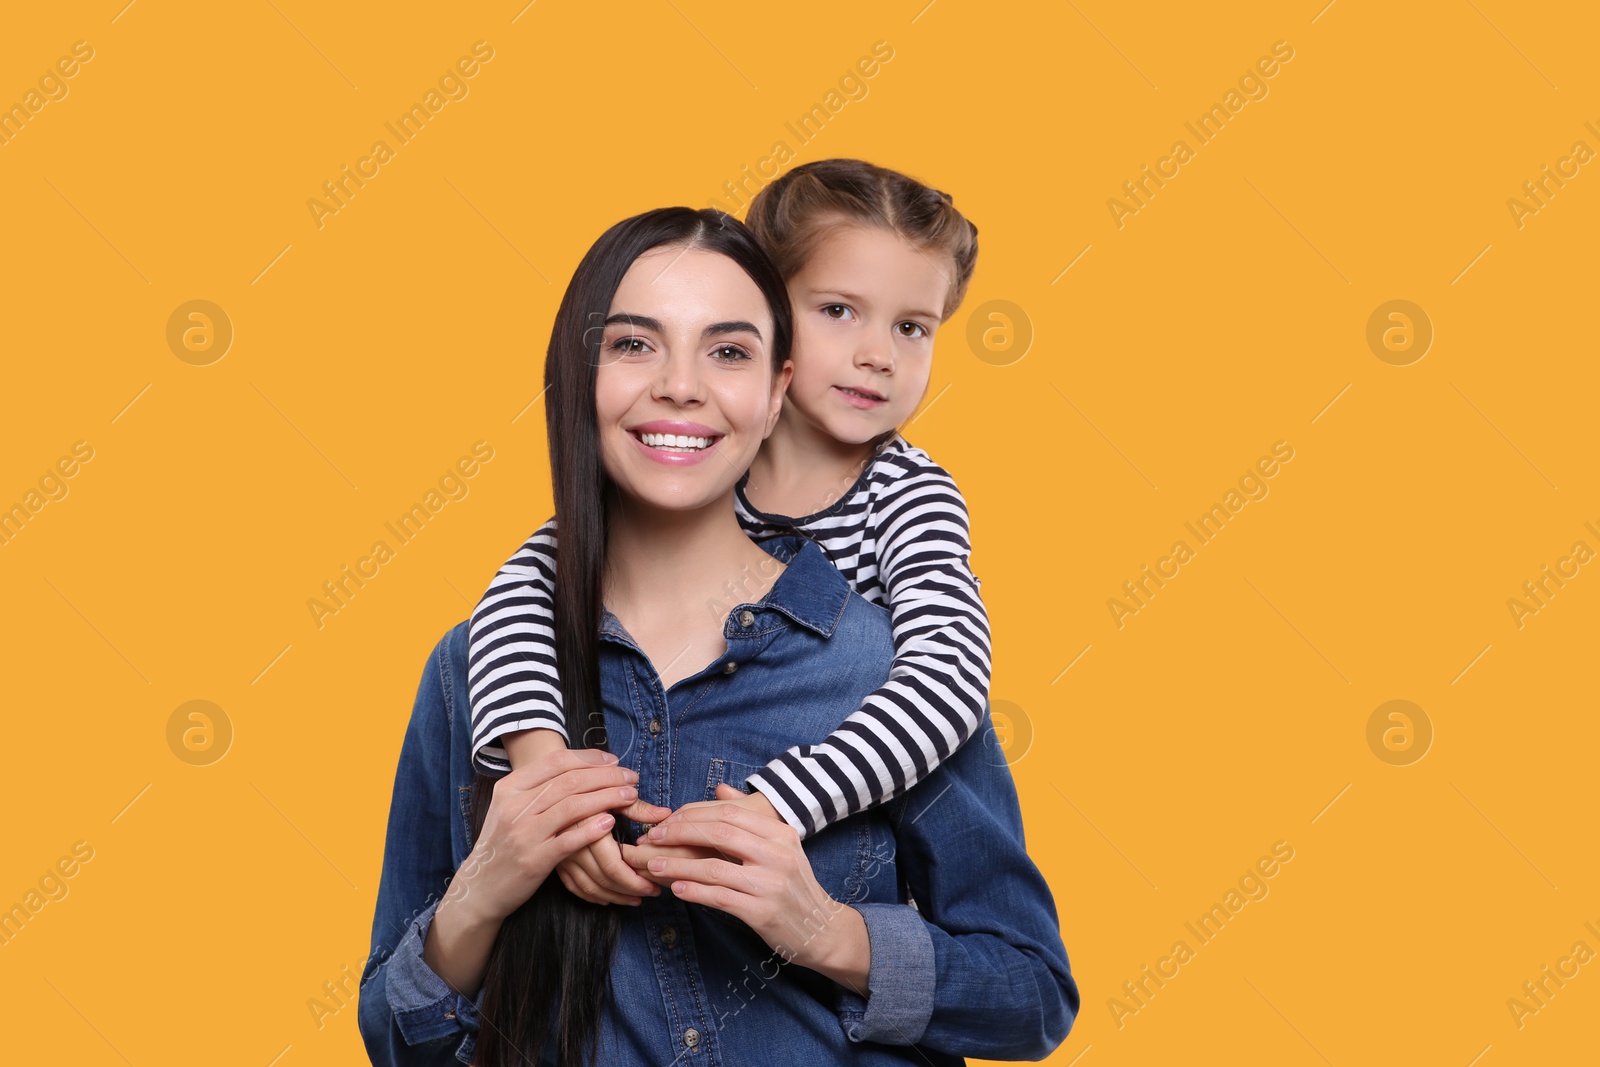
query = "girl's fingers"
xmin=616 ymin=797 xmax=675 ymax=823
xmin=555 ymin=864 xmax=580 ymax=896
xmin=562 ymin=860 xmax=640 ymax=906
xmin=556 ymin=862 xmax=609 ymax=905
xmin=591 ymin=839 xmax=662 ymax=896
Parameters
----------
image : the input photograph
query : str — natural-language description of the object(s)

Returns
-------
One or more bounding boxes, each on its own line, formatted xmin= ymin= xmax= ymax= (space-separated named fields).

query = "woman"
xmin=358 ymin=207 xmax=1078 ymax=1065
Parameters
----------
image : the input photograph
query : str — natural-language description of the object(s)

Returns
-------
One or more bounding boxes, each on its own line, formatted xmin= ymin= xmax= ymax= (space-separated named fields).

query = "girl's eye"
xmin=712 ymin=344 xmax=753 ymax=362
xmin=608 ymin=336 xmax=649 ymax=354
xmin=897 ymin=321 xmax=930 ymax=339
xmin=821 ymin=304 xmax=854 ymax=321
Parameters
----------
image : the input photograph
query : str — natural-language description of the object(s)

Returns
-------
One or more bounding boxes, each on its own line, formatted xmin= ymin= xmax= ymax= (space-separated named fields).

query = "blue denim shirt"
xmin=358 ymin=536 xmax=1078 ymax=1065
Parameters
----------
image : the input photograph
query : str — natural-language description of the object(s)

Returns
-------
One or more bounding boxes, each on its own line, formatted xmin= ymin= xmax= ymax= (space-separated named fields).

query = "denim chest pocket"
xmin=700 ymin=759 xmax=883 ymax=914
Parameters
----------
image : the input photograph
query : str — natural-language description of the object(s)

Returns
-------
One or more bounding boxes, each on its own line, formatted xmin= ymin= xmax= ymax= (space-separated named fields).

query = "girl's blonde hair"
xmin=745 ymin=158 xmax=979 ymax=321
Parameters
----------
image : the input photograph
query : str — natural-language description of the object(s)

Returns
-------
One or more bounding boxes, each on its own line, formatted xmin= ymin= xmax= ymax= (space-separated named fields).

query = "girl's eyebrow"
xmin=605 ymin=312 xmax=762 ymax=341
xmin=806 ymin=289 xmax=940 ymax=323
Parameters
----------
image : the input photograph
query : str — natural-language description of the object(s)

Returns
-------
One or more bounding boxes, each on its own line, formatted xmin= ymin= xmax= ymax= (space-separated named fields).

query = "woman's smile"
xmin=625 ymin=419 xmax=726 ymax=466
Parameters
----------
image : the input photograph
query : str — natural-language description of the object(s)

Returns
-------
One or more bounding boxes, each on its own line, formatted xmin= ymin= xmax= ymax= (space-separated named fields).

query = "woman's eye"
xmin=712 ymin=344 xmax=752 ymax=362
xmin=821 ymin=304 xmax=853 ymax=321
xmin=609 ymin=336 xmax=648 ymax=354
xmin=897 ymin=321 xmax=930 ymax=339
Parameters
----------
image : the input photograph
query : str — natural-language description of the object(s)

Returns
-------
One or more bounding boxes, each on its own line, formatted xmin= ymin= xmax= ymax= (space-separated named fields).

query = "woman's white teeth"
xmin=640 ymin=432 xmax=713 ymax=451
xmin=841 ymin=388 xmax=880 ymax=400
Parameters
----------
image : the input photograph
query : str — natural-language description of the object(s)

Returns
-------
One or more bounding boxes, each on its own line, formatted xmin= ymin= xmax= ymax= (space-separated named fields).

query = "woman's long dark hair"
xmin=468 ymin=207 xmax=793 ymax=1067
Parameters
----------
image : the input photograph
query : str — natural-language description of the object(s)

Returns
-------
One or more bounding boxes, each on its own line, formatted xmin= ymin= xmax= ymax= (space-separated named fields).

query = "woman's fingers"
xmin=499 ymin=765 xmax=637 ymax=827
xmin=645 ymin=854 xmax=750 ymax=890
xmin=662 ymin=870 xmax=757 ymax=920
xmin=540 ymin=782 xmax=642 ymax=835
xmin=549 ymin=812 xmax=618 ymax=863
xmin=644 ymin=811 xmax=775 ymax=865
xmin=503 ymin=747 xmax=619 ymax=791
xmin=621 ymin=841 xmax=717 ymax=886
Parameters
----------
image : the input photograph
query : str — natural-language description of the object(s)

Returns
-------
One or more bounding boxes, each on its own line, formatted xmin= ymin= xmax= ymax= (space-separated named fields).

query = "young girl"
xmin=467 ymin=158 xmax=988 ymax=902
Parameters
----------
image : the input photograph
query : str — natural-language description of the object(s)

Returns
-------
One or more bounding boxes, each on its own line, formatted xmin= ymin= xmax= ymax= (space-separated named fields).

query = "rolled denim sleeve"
xmin=835 ymin=707 xmax=1080 ymax=1060
xmin=836 ymin=902 xmax=936 ymax=1044
xmin=384 ymin=899 xmax=481 ymax=1058
xmin=358 ymin=630 xmax=481 ymax=1067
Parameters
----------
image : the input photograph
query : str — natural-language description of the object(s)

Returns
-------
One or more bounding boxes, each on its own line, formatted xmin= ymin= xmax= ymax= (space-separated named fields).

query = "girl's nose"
xmin=856 ymin=341 xmax=894 ymax=373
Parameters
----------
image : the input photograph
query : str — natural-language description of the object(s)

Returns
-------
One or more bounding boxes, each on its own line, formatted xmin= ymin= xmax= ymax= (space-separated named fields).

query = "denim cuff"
xmin=837 ymin=903 xmax=935 ymax=1045
xmin=386 ymin=899 xmax=482 ymax=1054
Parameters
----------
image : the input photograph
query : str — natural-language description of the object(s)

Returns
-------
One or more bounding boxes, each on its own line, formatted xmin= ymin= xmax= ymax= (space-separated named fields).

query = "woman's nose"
xmin=651 ymin=347 xmax=706 ymax=405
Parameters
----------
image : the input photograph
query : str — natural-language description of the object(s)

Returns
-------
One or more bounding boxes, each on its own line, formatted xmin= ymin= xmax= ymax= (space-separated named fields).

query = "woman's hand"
xmin=423 ymin=748 xmax=640 ymax=996
xmin=635 ymin=783 xmax=873 ymax=989
xmin=618 ymin=786 xmax=781 ymax=893
xmin=452 ymin=748 xmax=644 ymax=925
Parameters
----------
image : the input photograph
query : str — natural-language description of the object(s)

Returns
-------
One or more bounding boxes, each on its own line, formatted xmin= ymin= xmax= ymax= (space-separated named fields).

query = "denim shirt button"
xmin=683 ymin=1027 xmax=701 ymax=1050
xmin=738 ymin=609 xmax=755 ymax=627
xmin=721 ymin=661 xmax=738 ymax=675
xmin=648 ymin=716 xmax=661 ymax=736
xmin=660 ymin=925 xmax=677 ymax=948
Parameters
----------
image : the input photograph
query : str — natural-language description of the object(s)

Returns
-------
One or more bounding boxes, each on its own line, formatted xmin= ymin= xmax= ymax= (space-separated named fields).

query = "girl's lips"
xmin=834 ymin=385 xmax=886 ymax=410
xmin=627 ymin=430 xmax=723 ymax=467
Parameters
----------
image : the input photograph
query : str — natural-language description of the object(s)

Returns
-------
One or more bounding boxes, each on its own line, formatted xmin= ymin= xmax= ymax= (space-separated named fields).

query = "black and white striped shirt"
xmin=466 ymin=433 xmax=993 ymax=838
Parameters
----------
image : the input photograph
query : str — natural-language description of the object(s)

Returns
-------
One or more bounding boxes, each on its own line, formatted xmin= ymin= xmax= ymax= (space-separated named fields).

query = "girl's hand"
xmin=556 ymin=796 xmax=674 ymax=905
xmin=637 ymin=783 xmax=872 ymax=988
xmin=452 ymin=748 xmax=644 ymax=925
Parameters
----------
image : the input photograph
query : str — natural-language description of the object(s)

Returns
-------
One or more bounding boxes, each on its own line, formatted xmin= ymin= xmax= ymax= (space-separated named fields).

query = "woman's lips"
xmin=834 ymin=385 xmax=887 ymax=410
xmin=627 ymin=430 xmax=723 ymax=466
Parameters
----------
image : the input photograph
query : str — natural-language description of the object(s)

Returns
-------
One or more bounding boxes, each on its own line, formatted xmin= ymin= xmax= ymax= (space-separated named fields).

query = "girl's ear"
xmin=764 ymin=359 xmax=794 ymax=435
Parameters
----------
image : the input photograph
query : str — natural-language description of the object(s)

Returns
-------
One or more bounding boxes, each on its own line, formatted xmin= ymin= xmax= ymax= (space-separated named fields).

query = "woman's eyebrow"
xmin=604 ymin=314 xmax=761 ymax=342
xmin=703 ymin=320 xmax=763 ymax=341
xmin=604 ymin=312 xmax=661 ymax=332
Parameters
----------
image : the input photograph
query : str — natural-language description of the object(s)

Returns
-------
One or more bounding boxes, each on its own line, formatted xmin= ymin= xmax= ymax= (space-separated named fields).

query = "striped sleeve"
xmin=466 ymin=517 xmax=566 ymax=775
xmin=746 ymin=460 xmax=993 ymax=838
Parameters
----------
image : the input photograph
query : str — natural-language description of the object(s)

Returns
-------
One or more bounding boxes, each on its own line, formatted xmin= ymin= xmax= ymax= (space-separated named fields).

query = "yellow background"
xmin=2 ymin=1 xmax=1596 ymax=1063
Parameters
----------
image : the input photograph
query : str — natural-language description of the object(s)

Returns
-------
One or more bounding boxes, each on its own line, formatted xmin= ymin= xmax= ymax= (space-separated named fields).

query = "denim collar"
xmin=599 ymin=535 xmax=848 ymax=641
